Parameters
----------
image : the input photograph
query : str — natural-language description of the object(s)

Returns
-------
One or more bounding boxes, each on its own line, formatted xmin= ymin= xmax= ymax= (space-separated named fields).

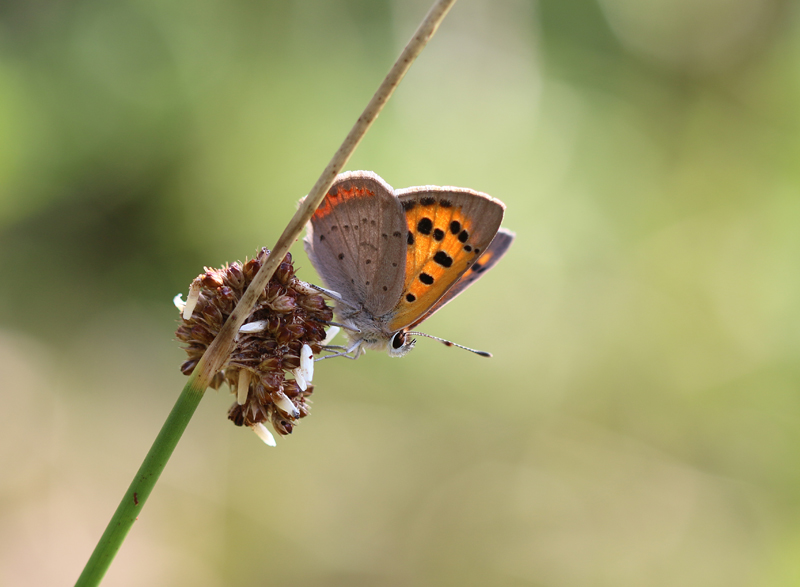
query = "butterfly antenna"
xmin=405 ymin=331 xmax=492 ymax=357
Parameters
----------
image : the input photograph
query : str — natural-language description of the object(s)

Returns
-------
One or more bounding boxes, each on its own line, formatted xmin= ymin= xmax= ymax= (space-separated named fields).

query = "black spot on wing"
xmin=407 ymin=232 xmax=415 ymax=246
xmin=417 ymin=218 xmax=433 ymax=235
xmin=338 ymin=253 xmax=345 ymax=260
xmin=420 ymin=196 xmax=436 ymax=206
xmin=458 ymin=230 xmax=469 ymax=243
xmin=406 ymin=293 xmax=416 ymax=302
xmin=419 ymin=273 xmax=434 ymax=285
xmin=433 ymin=228 xmax=445 ymax=241
xmin=433 ymin=251 xmax=453 ymax=267
xmin=450 ymin=220 xmax=461 ymax=234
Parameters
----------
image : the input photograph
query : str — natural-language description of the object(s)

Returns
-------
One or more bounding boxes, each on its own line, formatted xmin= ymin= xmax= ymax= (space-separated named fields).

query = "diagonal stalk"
xmin=75 ymin=379 xmax=205 ymax=586
xmin=75 ymin=1 xmax=458 ymax=585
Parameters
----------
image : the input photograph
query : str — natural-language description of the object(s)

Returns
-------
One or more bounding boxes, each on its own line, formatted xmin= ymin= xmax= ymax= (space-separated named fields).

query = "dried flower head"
xmin=175 ymin=248 xmax=333 ymax=445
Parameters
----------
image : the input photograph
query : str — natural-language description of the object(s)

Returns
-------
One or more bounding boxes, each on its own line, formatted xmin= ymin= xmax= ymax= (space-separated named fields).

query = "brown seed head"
xmin=176 ymin=248 xmax=331 ymax=439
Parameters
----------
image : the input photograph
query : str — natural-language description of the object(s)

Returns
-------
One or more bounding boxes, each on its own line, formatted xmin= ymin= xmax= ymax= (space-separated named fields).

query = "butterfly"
xmin=304 ymin=170 xmax=514 ymax=358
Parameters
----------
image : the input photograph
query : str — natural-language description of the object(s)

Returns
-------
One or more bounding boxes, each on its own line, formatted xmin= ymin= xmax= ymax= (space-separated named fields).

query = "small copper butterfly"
xmin=304 ymin=171 xmax=514 ymax=358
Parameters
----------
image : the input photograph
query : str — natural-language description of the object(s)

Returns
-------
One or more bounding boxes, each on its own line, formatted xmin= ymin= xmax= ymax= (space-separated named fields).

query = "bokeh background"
xmin=2 ymin=0 xmax=800 ymax=585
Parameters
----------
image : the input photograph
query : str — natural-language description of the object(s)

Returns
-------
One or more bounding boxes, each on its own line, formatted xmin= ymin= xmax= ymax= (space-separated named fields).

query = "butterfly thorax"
xmin=338 ymin=305 xmax=416 ymax=358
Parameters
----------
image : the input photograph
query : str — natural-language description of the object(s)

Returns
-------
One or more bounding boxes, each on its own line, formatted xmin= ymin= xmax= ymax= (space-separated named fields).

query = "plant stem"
xmin=75 ymin=0 xmax=458 ymax=585
xmin=75 ymin=376 xmax=205 ymax=586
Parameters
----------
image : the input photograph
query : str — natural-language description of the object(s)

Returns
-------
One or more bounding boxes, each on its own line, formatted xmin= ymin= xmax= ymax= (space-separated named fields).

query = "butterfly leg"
xmin=316 ymin=351 xmax=353 ymax=361
xmin=303 ymin=283 xmax=360 ymax=311
xmin=317 ymin=319 xmax=361 ymax=333
xmin=315 ymin=341 xmax=363 ymax=361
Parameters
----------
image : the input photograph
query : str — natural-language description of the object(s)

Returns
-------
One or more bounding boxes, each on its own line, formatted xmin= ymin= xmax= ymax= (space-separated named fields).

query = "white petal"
xmin=237 ymin=370 xmax=251 ymax=405
xmin=173 ymin=293 xmax=186 ymax=312
xmin=292 ymin=280 xmax=318 ymax=295
xmin=183 ymin=282 xmax=201 ymax=320
xmin=274 ymin=392 xmax=300 ymax=419
xmin=298 ymin=343 xmax=314 ymax=383
xmin=322 ymin=326 xmax=340 ymax=346
xmin=239 ymin=320 xmax=268 ymax=333
xmin=251 ymin=423 xmax=276 ymax=447
xmin=293 ymin=368 xmax=307 ymax=391
xmin=293 ymin=280 xmax=343 ymax=301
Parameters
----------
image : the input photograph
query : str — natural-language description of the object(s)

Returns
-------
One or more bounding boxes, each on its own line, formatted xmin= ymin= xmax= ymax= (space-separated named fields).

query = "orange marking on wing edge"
xmin=312 ymin=186 xmax=375 ymax=220
xmin=473 ymin=249 xmax=495 ymax=267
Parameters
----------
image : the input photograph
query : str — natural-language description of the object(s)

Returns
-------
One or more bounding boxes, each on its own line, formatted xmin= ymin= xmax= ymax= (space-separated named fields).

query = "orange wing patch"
xmin=404 ymin=227 xmax=515 ymax=330
xmin=388 ymin=198 xmax=483 ymax=330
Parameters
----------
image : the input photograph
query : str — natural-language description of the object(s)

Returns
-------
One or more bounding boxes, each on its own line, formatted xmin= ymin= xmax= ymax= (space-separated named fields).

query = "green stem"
xmin=75 ymin=376 xmax=205 ymax=587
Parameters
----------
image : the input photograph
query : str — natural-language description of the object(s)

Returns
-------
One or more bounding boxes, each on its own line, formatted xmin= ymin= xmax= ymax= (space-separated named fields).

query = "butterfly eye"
xmin=391 ymin=332 xmax=406 ymax=349
xmin=388 ymin=331 xmax=416 ymax=358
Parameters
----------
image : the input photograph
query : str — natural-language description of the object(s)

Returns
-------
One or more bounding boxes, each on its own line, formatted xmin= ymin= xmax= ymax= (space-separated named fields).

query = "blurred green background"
xmin=2 ymin=0 xmax=800 ymax=585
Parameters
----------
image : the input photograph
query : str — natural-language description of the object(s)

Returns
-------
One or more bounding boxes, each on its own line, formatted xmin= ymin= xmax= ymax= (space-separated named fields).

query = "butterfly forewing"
xmin=407 ymin=227 xmax=515 ymax=329
xmin=388 ymin=187 xmax=505 ymax=331
xmin=304 ymin=171 xmax=407 ymax=316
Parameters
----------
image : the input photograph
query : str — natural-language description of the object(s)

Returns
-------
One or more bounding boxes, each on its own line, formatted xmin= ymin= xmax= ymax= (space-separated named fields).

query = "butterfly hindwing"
xmin=388 ymin=187 xmax=505 ymax=331
xmin=304 ymin=171 xmax=407 ymax=316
